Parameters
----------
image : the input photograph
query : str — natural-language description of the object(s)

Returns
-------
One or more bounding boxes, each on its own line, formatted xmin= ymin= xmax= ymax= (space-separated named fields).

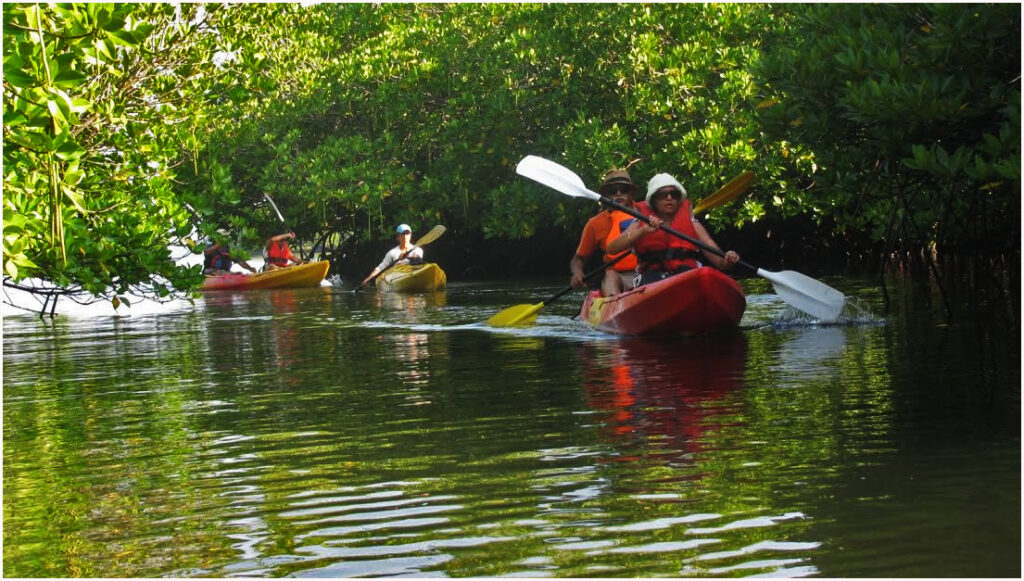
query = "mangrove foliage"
xmin=3 ymin=3 xmax=1019 ymax=313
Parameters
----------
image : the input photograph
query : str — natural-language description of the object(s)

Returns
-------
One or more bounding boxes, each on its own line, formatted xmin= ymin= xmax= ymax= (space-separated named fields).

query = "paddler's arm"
xmin=395 ymin=245 xmax=423 ymax=265
xmin=360 ymin=267 xmax=380 ymax=287
xmin=360 ymin=249 xmax=397 ymax=286
xmin=693 ymin=221 xmax=739 ymax=270
xmin=605 ymin=219 xmax=659 ymax=256
xmin=236 ymin=258 xmax=257 ymax=273
xmin=569 ymin=254 xmax=588 ymax=288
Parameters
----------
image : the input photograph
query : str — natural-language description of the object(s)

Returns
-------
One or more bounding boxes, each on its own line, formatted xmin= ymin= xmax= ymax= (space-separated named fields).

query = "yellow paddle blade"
xmin=414 ymin=225 xmax=446 ymax=247
xmin=694 ymin=171 xmax=754 ymax=213
xmin=486 ymin=302 xmax=544 ymax=327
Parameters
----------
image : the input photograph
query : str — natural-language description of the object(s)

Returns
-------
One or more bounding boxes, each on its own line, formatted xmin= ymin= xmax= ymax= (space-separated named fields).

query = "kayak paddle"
xmin=355 ymin=224 xmax=447 ymax=292
xmin=486 ymin=252 xmax=630 ymax=327
xmin=693 ymin=170 xmax=754 ymax=214
xmin=515 ymin=156 xmax=846 ymax=321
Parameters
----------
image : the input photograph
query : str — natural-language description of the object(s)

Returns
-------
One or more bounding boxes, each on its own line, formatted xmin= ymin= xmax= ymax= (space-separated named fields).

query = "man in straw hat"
xmin=569 ymin=168 xmax=642 ymax=296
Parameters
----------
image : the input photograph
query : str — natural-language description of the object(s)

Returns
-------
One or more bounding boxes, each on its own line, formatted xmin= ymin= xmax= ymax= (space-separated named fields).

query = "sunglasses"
xmin=606 ymin=185 xmax=634 ymax=196
xmin=652 ymin=188 xmax=682 ymax=201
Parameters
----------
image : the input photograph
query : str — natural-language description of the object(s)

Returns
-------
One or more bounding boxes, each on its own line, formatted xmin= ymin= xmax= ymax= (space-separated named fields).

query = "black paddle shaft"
xmin=546 ymin=251 xmax=630 ymax=306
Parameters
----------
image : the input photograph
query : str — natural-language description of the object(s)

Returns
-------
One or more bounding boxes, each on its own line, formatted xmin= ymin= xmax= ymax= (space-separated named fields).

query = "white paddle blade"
xmin=756 ymin=268 xmax=846 ymax=321
xmin=516 ymin=156 xmax=601 ymax=202
xmin=264 ymin=193 xmax=287 ymax=223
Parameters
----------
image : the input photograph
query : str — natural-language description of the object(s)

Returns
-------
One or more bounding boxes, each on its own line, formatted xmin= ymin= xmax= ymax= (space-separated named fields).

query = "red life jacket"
xmin=602 ymin=209 xmax=638 ymax=271
xmin=267 ymin=239 xmax=294 ymax=266
xmin=633 ymin=199 xmax=702 ymax=273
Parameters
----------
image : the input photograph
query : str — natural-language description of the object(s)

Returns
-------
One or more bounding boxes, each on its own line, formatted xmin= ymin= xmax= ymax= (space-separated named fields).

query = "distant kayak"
xmin=580 ymin=267 xmax=745 ymax=335
xmin=377 ymin=263 xmax=446 ymax=292
xmin=201 ymin=261 xmax=330 ymax=291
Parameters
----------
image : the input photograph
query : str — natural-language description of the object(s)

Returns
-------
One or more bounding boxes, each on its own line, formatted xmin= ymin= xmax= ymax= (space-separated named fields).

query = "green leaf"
xmin=55 ymin=141 xmax=87 ymax=162
xmin=106 ymin=29 xmax=139 ymax=47
xmin=61 ymin=186 xmax=90 ymax=214
xmin=4 ymin=110 xmax=29 ymax=127
xmin=62 ymin=168 xmax=85 ymax=185
xmin=53 ymin=69 xmax=89 ymax=89
xmin=2 ymin=67 xmax=36 ymax=88
xmin=14 ymin=255 xmax=38 ymax=269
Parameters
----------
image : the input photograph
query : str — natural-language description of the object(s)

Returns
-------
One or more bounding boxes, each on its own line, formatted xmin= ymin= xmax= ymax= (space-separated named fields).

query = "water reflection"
xmin=774 ymin=326 xmax=848 ymax=383
xmin=579 ymin=335 xmax=746 ymax=457
xmin=369 ymin=290 xmax=447 ymax=312
xmin=3 ymin=275 xmax=1018 ymax=578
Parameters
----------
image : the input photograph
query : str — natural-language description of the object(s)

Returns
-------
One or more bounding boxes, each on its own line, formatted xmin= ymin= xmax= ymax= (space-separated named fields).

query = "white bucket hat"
xmin=645 ymin=173 xmax=688 ymax=204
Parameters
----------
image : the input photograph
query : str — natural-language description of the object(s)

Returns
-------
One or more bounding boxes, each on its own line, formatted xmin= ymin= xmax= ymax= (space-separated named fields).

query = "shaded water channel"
xmin=3 ymin=274 xmax=1020 ymax=578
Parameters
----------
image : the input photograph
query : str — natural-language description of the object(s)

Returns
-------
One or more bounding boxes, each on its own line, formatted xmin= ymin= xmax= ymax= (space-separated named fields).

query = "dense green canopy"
xmin=3 ymin=3 xmax=1019 ymax=313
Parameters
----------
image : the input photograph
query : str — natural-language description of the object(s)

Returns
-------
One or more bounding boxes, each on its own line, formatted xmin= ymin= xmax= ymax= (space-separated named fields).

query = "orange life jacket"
xmin=633 ymin=199 xmax=702 ymax=273
xmin=602 ymin=209 xmax=638 ymax=271
xmin=266 ymin=239 xmax=294 ymax=266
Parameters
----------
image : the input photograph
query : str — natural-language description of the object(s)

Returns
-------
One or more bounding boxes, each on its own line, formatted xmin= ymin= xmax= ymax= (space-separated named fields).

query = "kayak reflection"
xmin=269 ymin=290 xmax=299 ymax=370
xmin=370 ymin=289 xmax=447 ymax=312
xmin=577 ymin=334 xmax=747 ymax=458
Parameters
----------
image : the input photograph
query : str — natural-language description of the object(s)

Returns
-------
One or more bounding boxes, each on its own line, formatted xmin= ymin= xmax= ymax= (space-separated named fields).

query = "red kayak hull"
xmin=579 ymin=267 xmax=746 ymax=335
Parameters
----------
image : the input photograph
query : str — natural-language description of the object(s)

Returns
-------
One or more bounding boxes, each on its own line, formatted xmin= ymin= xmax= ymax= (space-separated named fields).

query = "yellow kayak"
xmin=201 ymin=261 xmax=330 ymax=291
xmin=377 ymin=263 xmax=446 ymax=292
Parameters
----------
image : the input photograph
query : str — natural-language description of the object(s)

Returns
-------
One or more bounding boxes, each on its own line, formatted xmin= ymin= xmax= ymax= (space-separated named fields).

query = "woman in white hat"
xmin=605 ymin=173 xmax=740 ymax=288
xmin=359 ymin=224 xmax=425 ymax=287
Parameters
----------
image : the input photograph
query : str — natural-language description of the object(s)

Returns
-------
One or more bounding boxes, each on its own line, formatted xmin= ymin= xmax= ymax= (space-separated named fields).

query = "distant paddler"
xmin=203 ymin=229 xmax=257 ymax=276
xmin=359 ymin=224 xmax=425 ymax=288
xmin=264 ymin=232 xmax=305 ymax=271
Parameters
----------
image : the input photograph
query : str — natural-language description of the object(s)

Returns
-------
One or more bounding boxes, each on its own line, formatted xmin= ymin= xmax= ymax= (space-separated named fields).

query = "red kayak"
xmin=579 ymin=267 xmax=746 ymax=335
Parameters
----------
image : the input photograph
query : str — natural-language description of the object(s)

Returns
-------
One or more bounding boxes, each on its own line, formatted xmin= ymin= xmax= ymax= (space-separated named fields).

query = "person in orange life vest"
xmin=605 ymin=173 xmax=740 ymax=288
xmin=203 ymin=229 xmax=257 ymax=276
xmin=569 ymin=169 xmax=642 ymax=297
xmin=264 ymin=232 xmax=304 ymax=271
xmin=359 ymin=223 xmax=425 ymax=287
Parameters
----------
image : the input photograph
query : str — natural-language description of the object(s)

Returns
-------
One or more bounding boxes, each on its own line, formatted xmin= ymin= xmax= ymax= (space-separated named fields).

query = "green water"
xmin=3 ymin=275 xmax=1019 ymax=577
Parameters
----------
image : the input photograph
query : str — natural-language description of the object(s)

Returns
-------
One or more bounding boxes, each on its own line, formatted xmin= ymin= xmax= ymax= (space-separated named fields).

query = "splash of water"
xmin=771 ymin=296 xmax=882 ymax=327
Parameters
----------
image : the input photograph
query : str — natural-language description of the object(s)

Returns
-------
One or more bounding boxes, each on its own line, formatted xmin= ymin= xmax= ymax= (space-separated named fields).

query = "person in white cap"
xmin=605 ymin=173 xmax=740 ymax=288
xmin=359 ymin=223 xmax=425 ymax=287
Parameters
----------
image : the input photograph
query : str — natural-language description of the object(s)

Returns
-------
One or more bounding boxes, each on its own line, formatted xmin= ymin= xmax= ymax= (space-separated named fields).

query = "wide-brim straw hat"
xmin=598 ymin=169 xmax=640 ymax=196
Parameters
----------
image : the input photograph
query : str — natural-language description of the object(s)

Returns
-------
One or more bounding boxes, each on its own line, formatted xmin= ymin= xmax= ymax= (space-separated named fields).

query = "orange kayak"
xmin=200 ymin=261 xmax=330 ymax=291
xmin=579 ymin=267 xmax=745 ymax=335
